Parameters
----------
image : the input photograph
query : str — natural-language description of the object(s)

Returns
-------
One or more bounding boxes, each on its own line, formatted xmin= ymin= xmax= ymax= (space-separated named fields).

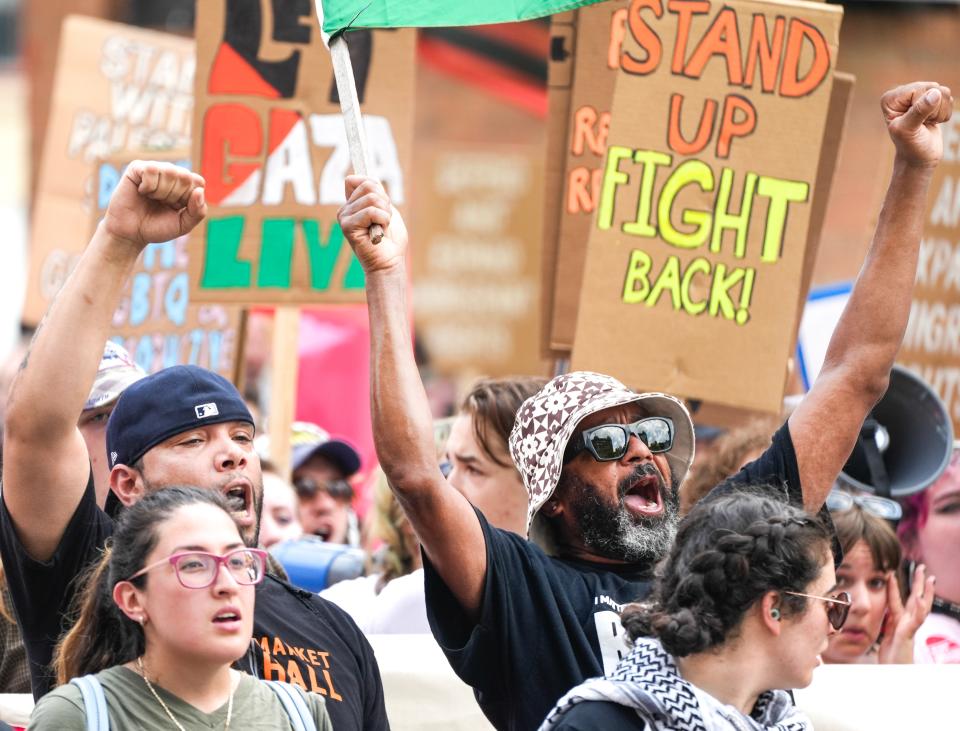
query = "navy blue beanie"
xmin=106 ymin=365 xmax=254 ymax=468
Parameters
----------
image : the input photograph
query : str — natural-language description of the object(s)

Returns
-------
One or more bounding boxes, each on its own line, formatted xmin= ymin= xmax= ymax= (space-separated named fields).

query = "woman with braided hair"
xmin=540 ymin=489 xmax=849 ymax=731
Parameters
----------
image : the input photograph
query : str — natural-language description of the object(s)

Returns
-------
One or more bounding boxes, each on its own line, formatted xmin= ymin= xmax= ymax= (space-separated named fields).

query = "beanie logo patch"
xmin=194 ymin=403 xmax=220 ymax=419
xmin=110 ymin=451 xmax=118 ymax=466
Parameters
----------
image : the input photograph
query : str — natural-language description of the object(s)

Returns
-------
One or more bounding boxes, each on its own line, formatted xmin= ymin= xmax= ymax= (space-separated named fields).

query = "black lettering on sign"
xmin=219 ymin=0 xmax=311 ymax=99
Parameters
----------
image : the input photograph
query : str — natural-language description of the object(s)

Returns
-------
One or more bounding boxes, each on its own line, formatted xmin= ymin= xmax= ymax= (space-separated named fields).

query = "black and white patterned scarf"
xmin=540 ymin=638 xmax=812 ymax=731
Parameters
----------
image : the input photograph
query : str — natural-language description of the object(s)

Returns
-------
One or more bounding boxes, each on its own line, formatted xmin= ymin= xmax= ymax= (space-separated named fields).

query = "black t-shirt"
xmin=0 ymin=476 xmax=389 ymax=731
xmin=549 ymin=701 xmax=646 ymax=731
xmin=425 ymin=421 xmax=829 ymax=731
xmin=424 ymin=510 xmax=653 ymax=731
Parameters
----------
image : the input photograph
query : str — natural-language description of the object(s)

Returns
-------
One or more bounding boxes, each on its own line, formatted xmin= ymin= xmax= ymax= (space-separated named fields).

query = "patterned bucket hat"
xmin=508 ymin=371 xmax=695 ymax=552
xmin=83 ymin=340 xmax=146 ymax=412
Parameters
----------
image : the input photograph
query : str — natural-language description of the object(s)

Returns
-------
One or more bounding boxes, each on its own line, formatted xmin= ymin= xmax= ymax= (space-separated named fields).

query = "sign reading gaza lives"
xmin=570 ymin=0 xmax=842 ymax=415
xmin=92 ymin=154 xmax=244 ymax=382
xmin=190 ymin=0 xmax=414 ymax=306
xmin=23 ymin=16 xmax=193 ymax=327
xmin=899 ymin=109 xmax=960 ymax=433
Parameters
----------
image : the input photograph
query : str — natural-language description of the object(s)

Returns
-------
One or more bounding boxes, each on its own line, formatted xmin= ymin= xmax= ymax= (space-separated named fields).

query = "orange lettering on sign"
xmin=667 ymin=94 xmax=717 ymax=155
xmin=621 ymin=0 xmax=663 ymax=76
xmin=744 ymin=14 xmax=785 ymax=92
xmin=683 ymin=7 xmax=743 ymax=84
xmin=571 ymin=106 xmax=609 ymax=157
xmin=667 ymin=0 xmax=711 ymax=74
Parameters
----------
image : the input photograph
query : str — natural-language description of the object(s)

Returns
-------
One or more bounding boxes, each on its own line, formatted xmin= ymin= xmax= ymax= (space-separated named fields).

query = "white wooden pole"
xmin=330 ymin=34 xmax=385 ymax=244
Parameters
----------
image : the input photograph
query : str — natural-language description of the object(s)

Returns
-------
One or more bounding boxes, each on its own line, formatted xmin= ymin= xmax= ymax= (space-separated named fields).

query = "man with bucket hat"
xmin=338 ymin=81 xmax=953 ymax=731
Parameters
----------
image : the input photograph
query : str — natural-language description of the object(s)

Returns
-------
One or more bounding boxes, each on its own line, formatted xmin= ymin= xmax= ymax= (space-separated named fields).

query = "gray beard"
xmin=566 ymin=467 xmax=680 ymax=565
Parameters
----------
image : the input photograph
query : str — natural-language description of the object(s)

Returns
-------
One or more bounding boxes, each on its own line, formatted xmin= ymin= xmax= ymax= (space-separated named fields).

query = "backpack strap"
xmin=263 ymin=680 xmax=317 ymax=731
xmin=69 ymin=675 xmax=110 ymax=731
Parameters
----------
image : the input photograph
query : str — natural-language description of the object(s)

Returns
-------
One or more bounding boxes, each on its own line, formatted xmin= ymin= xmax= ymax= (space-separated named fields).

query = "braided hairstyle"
xmin=622 ymin=487 xmax=832 ymax=657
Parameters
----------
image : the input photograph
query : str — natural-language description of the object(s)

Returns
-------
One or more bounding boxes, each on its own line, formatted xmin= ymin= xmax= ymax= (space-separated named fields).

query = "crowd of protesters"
xmin=0 ymin=80 xmax=954 ymax=730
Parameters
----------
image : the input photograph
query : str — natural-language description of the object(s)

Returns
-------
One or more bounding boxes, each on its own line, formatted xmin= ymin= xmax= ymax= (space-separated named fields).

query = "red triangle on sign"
xmin=208 ymin=42 xmax=281 ymax=98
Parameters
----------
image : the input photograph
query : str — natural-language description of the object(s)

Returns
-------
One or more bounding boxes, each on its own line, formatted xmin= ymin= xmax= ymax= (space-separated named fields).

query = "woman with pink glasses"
xmin=28 ymin=487 xmax=331 ymax=730
xmin=541 ymin=489 xmax=848 ymax=731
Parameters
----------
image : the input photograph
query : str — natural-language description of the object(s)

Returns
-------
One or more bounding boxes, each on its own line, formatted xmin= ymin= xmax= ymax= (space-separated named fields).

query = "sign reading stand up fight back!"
xmin=23 ymin=16 xmax=194 ymax=327
xmin=190 ymin=1 xmax=414 ymax=305
xmin=571 ymin=0 xmax=842 ymax=414
xmin=91 ymin=154 xmax=245 ymax=382
xmin=899 ymin=107 xmax=960 ymax=433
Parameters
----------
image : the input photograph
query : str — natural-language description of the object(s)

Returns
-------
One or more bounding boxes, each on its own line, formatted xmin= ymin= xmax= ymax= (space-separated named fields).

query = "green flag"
xmin=320 ymin=0 xmax=605 ymax=36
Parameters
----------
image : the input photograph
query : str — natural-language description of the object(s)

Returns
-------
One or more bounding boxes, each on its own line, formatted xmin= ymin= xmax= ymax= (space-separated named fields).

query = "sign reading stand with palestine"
xmin=190 ymin=1 xmax=414 ymax=305
xmin=23 ymin=16 xmax=193 ymax=327
xmin=571 ymin=0 xmax=842 ymax=414
xmin=899 ymin=105 xmax=960 ymax=432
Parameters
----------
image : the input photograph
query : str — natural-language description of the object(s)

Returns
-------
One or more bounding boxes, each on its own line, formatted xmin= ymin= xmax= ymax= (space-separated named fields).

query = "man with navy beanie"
xmin=0 ymin=161 xmax=389 ymax=730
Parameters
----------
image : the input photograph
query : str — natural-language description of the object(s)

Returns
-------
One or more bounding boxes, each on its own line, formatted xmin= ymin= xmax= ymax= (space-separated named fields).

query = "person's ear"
xmin=760 ymin=591 xmax=783 ymax=636
xmin=111 ymin=464 xmax=145 ymax=507
xmin=540 ymin=498 xmax=562 ymax=518
xmin=113 ymin=580 xmax=148 ymax=626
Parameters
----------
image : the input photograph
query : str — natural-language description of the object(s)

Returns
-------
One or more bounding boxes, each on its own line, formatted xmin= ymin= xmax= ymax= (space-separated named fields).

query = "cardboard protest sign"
xmin=541 ymin=11 xmax=578 ymax=360
xmin=91 ymin=155 xmax=244 ymax=382
xmin=411 ymin=144 xmax=548 ymax=378
xmin=23 ymin=16 xmax=194 ymax=327
xmin=570 ymin=0 xmax=842 ymax=414
xmin=548 ymin=1 xmax=628 ymax=353
xmin=899 ymin=107 xmax=960 ymax=432
xmin=190 ymin=1 xmax=414 ymax=305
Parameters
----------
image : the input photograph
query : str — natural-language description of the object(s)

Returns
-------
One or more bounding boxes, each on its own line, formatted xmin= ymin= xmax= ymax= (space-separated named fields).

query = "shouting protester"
xmin=1 ymin=162 xmax=389 ymax=730
xmin=337 ymin=81 xmax=954 ymax=731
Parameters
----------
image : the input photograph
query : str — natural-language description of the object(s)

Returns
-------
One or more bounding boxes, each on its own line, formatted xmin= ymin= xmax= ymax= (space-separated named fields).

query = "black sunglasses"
xmin=564 ymin=417 xmax=674 ymax=464
xmin=784 ymin=590 xmax=852 ymax=630
xmin=294 ymin=477 xmax=354 ymax=501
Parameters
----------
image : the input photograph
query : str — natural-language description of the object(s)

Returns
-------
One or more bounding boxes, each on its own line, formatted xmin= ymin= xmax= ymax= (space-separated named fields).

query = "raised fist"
xmin=881 ymin=82 xmax=954 ymax=169
xmin=102 ymin=161 xmax=208 ymax=249
xmin=338 ymin=176 xmax=408 ymax=274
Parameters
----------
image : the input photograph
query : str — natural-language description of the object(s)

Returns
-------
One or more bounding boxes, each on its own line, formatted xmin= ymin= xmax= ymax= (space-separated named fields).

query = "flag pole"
xmin=330 ymin=34 xmax=385 ymax=245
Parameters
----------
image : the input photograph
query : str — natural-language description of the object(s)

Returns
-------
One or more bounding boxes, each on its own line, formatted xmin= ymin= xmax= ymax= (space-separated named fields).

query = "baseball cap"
xmin=84 ymin=341 xmax=145 ymax=411
xmin=106 ymin=365 xmax=253 ymax=468
xmin=508 ymin=371 xmax=695 ymax=553
xmin=290 ymin=421 xmax=361 ymax=479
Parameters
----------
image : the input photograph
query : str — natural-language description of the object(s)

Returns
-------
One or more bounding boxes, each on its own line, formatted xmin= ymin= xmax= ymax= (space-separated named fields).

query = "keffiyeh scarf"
xmin=540 ymin=638 xmax=813 ymax=731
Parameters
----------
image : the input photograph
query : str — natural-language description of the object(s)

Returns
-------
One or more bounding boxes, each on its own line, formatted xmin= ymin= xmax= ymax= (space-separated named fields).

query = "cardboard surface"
xmin=190 ymin=1 xmax=415 ymax=305
xmin=23 ymin=16 xmax=194 ymax=327
xmin=570 ymin=0 xmax=842 ymax=414
xmin=898 ymin=106 xmax=960 ymax=433
xmin=549 ymin=0 xmax=627 ymax=352
xmin=91 ymin=154 xmax=244 ymax=382
xmin=411 ymin=143 xmax=549 ymax=378
xmin=540 ymin=12 xmax=579 ymax=360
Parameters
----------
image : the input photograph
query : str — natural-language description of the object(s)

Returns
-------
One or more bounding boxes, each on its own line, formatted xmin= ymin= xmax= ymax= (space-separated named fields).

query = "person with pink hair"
xmin=898 ymin=448 xmax=960 ymax=663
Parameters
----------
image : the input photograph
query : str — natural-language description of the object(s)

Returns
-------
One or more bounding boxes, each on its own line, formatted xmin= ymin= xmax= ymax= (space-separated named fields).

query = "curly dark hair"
xmin=622 ymin=487 xmax=833 ymax=657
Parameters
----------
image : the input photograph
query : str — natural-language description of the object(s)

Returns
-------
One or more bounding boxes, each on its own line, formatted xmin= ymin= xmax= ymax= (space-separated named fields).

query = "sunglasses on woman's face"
xmin=564 ymin=417 xmax=674 ymax=464
xmin=783 ymin=590 xmax=852 ymax=630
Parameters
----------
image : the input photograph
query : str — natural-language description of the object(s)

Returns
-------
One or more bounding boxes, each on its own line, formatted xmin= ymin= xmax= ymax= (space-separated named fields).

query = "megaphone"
xmin=837 ymin=365 xmax=953 ymax=498
xmin=270 ymin=537 xmax=366 ymax=592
